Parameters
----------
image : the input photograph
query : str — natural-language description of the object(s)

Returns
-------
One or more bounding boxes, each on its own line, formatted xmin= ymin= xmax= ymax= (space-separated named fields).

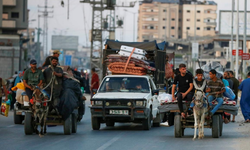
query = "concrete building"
xmin=137 ymin=0 xmax=217 ymax=42
xmin=0 ymin=0 xmax=28 ymax=78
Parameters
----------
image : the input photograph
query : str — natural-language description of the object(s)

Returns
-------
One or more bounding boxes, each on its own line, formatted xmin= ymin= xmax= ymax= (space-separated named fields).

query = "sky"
xmin=27 ymin=0 xmax=250 ymax=55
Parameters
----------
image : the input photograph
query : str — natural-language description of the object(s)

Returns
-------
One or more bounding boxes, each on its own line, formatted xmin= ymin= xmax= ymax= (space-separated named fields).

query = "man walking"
xmin=23 ymin=59 xmax=44 ymax=100
xmin=42 ymin=50 xmax=61 ymax=68
xmin=0 ymin=77 xmax=8 ymax=105
xmin=228 ymin=70 xmax=239 ymax=122
xmin=172 ymin=64 xmax=193 ymax=118
xmin=91 ymin=68 xmax=99 ymax=97
xmin=206 ymin=69 xmax=225 ymax=115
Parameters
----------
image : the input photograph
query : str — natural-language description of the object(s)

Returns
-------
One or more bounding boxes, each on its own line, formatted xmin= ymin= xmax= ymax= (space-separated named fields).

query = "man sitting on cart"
xmin=172 ymin=64 xmax=194 ymax=118
xmin=206 ymin=69 xmax=225 ymax=115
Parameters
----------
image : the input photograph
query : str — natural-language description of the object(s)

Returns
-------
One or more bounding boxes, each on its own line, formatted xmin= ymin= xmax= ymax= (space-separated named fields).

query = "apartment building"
xmin=138 ymin=0 xmax=217 ymax=42
xmin=0 ymin=0 xmax=28 ymax=78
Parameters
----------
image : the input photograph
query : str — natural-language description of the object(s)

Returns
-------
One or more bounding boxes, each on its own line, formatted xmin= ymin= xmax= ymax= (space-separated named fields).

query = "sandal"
xmin=231 ymin=120 xmax=235 ymax=122
xmin=244 ymin=119 xmax=250 ymax=123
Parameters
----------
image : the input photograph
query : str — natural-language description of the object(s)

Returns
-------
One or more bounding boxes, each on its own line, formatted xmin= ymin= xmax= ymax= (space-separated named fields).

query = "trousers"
xmin=177 ymin=92 xmax=194 ymax=113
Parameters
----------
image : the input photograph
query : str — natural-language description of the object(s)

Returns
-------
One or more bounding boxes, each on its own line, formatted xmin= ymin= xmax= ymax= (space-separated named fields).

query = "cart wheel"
xmin=91 ymin=116 xmax=100 ymax=130
xmin=64 ymin=116 xmax=72 ymax=135
xmin=24 ymin=112 xmax=34 ymax=135
xmin=168 ymin=112 xmax=175 ymax=126
xmin=142 ymin=110 xmax=152 ymax=130
xmin=174 ymin=114 xmax=182 ymax=138
xmin=14 ymin=110 xmax=23 ymax=124
xmin=153 ymin=113 xmax=161 ymax=127
xmin=219 ymin=115 xmax=223 ymax=136
xmin=106 ymin=121 xmax=115 ymax=127
xmin=72 ymin=113 xmax=77 ymax=133
xmin=212 ymin=114 xmax=220 ymax=138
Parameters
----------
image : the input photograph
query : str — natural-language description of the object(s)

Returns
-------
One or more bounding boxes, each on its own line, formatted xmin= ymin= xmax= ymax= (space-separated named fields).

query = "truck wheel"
xmin=174 ymin=114 xmax=182 ymax=138
xmin=72 ymin=113 xmax=77 ymax=133
xmin=212 ymin=115 xmax=220 ymax=138
xmin=142 ymin=110 xmax=152 ymax=130
xmin=219 ymin=115 xmax=223 ymax=136
xmin=64 ymin=116 xmax=72 ymax=135
xmin=14 ymin=110 xmax=23 ymax=124
xmin=153 ymin=113 xmax=161 ymax=127
xmin=106 ymin=121 xmax=115 ymax=127
xmin=168 ymin=112 xmax=175 ymax=126
xmin=92 ymin=117 xmax=100 ymax=130
xmin=24 ymin=112 xmax=34 ymax=135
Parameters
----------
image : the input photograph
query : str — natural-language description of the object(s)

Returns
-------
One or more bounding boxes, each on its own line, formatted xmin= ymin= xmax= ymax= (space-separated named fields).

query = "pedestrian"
xmin=206 ymin=69 xmax=225 ymax=115
xmin=23 ymin=59 xmax=44 ymax=101
xmin=90 ymin=68 xmax=99 ymax=97
xmin=10 ymin=71 xmax=23 ymax=110
xmin=238 ymin=72 xmax=250 ymax=123
xmin=172 ymin=64 xmax=194 ymax=118
xmin=42 ymin=50 xmax=61 ymax=68
xmin=228 ymin=70 xmax=239 ymax=122
xmin=0 ymin=77 xmax=8 ymax=105
xmin=85 ymin=72 xmax=90 ymax=94
xmin=224 ymin=71 xmax=233 ymax=89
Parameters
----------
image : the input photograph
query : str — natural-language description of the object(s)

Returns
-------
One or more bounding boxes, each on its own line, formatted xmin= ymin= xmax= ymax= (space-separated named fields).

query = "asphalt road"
xmin=0 ymin=95 xmax=250 ymax=150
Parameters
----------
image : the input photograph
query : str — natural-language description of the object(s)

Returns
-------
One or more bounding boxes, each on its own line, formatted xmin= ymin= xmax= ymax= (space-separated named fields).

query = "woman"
xmin=11 ymin=71 xmax=23 ymax=110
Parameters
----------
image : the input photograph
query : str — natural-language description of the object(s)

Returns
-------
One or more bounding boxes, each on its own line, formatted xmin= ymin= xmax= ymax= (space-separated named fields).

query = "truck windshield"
xmin=99 ymin=77 xmax=150 ymax=93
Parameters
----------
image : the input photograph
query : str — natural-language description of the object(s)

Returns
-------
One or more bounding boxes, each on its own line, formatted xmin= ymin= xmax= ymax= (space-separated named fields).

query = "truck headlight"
xmin=136 ymin=101 xmax=144 ymax=106
xmin=95 ymin=101 xmax=103 ymax=105
xmin=127 ymin=102 xmax=132 ymax=106
xmin=105 ymin=102 xmax=110 ymax=106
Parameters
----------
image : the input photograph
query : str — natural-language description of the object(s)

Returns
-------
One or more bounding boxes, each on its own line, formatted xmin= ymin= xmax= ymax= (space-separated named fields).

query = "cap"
xmin=30 ymin=59 xmax=37 ymax=65
xmin=53 ymin=50 xmax=61 ymax=54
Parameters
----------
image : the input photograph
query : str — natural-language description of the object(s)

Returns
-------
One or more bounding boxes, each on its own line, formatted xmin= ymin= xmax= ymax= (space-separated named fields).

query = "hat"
xmin=53 ymin=50 xmax=61 ymax=54
xmin=30 ymin=59 xmax=37 ymax=65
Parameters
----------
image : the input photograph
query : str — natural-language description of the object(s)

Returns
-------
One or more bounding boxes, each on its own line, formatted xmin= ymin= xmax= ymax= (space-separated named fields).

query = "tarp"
xmin=105 ymin=40 xmax=164 ymax=51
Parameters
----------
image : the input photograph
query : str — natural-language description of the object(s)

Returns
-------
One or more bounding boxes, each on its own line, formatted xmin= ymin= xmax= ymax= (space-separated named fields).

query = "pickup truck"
xmin=90 ymin=75 xmax=161 ymax=130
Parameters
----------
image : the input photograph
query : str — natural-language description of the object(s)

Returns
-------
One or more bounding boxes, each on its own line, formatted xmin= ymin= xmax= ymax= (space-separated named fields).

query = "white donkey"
xmin=193 ymin=80 xmax=208 ymax=140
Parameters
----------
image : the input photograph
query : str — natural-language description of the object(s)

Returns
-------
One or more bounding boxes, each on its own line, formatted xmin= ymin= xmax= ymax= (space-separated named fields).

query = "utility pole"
xmin=243 ymin=0 xmax=247 ymax=78
xmin=236 ymin=0 xmax=239 ymax=79
xmin=38 ymin=0 xmax=53 ymax=57
xmin=230 ymin=0 xmax=235 ymax=70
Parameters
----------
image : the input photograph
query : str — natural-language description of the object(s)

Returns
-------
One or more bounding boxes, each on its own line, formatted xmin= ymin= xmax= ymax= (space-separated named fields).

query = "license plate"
xmin=109 ymin=110 xmax=128 ymax=115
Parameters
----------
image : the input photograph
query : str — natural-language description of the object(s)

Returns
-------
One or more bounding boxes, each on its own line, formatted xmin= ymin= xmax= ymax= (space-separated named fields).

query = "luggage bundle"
xmin=105 ymin=45 xmax=156 ymax=75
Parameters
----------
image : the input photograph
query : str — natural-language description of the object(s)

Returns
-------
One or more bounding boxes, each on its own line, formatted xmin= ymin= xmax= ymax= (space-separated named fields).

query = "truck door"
xmin=149 ymin=78 xmax=159 ymax=118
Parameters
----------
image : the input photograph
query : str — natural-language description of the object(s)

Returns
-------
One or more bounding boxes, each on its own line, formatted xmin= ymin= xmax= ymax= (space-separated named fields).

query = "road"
xmin=0 ymin=95 xmax=250 ymax=150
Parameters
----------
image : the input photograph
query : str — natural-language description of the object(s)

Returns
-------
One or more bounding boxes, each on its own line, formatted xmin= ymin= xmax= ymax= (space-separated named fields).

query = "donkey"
xmin=32 ymin=87 xmax=49 ymax=137
xmin=193 ymin=90 xmax=208 ymax=140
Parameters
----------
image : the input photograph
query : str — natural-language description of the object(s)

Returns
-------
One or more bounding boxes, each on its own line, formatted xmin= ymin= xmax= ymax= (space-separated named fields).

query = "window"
xmin=187 ymin=10 xmax=190 ymax=13
xmin=186 ymin=19 xmax=190 ymax=21
xmin=172 ymin=18 xmax=175 ymax=21
xmin=178 ymin=27 xmax=181 ymax=30
xmin=179 ymin=10 xmax=182 ymax=13
xmin=197 ymin=27 xmax=200 ymax=30
xmin=151 ymin=9 xmax=154 ymax=12
xmin=2 ymin=13 xmax=8 ymax=19
xmin=152 ymin=18 xmax=154 ymax=21
xmin=171 ymin=35 xmax=175 ymax=38
xmin=11 ymin=12 xmax=19 ymax=18
xmin=205 ymin=27 xmax=211 ymax=30
xmin=197 ymin=10 xmax=200 ymax=13
xmin=179 ymin=19 xmax=181 ymax=22
xmin=163 ymin=26 xmax=166 ymax=29
xmin=163 ymin=9 xmax=166 ymax=12
xmin=207 ymin=19 xmax=210 ymax=22
xmin=178 ymin=35 xmax=181 ymax=38
xmin=197 ymin=19 xmax=200 ymax=22
xmin=150 ymin=26 xmax=154 ymax=29
xmin=187 ymin=27 xmax=190 ymax=30
xmin=171 ymin=27 xmax=175 ymax=29
xmin=163 ymin=18 xmax=166 ymax=21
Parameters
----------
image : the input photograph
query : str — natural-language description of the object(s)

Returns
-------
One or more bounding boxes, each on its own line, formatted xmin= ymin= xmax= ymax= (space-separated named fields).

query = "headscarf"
xmin=14 ymin=71 xmax=23 ymax=87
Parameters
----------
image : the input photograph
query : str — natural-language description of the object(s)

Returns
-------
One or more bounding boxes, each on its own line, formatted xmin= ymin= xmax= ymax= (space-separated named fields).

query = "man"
xmin=238 ymin=72 xmax=250 ymax=123
xmin=223 ymin=71 xmax=233 ymax=89
xmin=23 ymin=59 xmax=44 ymax=100
xmin=43 ymin=57 xmax=63 ymax=109
xmin=228 ymin=70 xmax=239 ymax=122
xmin=0 ymin=77 xmax=8 ymax=105
xmin=206 ymin=69 xmax=225 ymax=115
xmin=172 ymin=64 xmax=194 ymax=118
xmin=42 ymin=50 xmax=61 ymax=68
xmin=91 ymin=68 xmax=99 ymax=97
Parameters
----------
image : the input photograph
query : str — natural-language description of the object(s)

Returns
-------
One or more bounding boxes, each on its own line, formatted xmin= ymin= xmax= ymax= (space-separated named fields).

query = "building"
xmin=137 ymin=0 xmax=217 ymax=42
xmin=0 ymin=0 xmax=28 ymax=78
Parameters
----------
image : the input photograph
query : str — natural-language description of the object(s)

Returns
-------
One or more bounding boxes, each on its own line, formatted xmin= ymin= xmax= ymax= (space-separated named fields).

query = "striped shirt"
xmin=207 ymin=79 xmax=225 ymax=97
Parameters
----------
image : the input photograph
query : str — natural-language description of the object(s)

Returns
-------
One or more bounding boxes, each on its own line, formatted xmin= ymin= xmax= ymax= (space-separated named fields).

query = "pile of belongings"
xmin=105 ymin=45 xmax=156 ymax=75
xmin=11 ymin=82 xmax=29 ymax=106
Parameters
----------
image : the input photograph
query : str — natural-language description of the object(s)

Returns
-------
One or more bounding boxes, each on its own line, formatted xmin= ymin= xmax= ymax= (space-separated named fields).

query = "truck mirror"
xmin=92 ymin=89 xmax=98 ymax=95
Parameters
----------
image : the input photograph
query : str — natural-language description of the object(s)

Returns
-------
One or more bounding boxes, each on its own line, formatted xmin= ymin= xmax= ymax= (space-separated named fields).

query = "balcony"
xmin=3 ymin=0 xmax=16 ymax=6
xmin=2 ymin=20 xmax=16 ymax=28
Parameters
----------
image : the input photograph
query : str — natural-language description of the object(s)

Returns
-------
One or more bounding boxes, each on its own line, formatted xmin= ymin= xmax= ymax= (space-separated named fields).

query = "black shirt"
xmin=194 ymin=79 xmax=206 ymax=92
xmin=174 ymin=73 xmax=193 ymax=93
xmin=43 ymin=66 xmax=63 ymax=91
xmin=225 ymin=78 xmax=233 ymax=89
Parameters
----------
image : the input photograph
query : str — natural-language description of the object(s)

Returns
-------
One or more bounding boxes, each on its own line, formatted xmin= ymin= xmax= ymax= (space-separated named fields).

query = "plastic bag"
xmin=158 ymin=93 xmax=172 ymax=104
xmin=1 ymin=100 xmax=10 ymax=117
xmin=223 ymin=87 xmax=235 ymax=100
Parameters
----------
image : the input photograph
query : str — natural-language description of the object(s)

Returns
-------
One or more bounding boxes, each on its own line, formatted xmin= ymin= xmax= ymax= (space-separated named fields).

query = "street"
xmin=0 ymin=95 xmax=250 ymax=150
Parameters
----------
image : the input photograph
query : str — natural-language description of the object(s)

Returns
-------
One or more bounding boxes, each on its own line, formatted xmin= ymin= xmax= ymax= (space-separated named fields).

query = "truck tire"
xmin=64 ymin=115 xmax=72 ymax=135
xmin=92 ymin=117 xmax=100 ymax=130
xmin=106 ymin=121 xmax=115 ymax=127
xmin=153 ymin=113 xmax=161 ymax=127
xmin=174 ymin=114 xmax=182 ymax=138
xmin=24 ymin=112 xmax=34 ymax=135
xmin=14 ymin=110 xmax=23 ymax=124
xmin=142 ymin=110 xmax=152 ymax=130
xmin=168 ymin=112 xmax=175 ymax=126
xmin=212 ymin=115 xmax=220 ymax=138
xmin=219 ymin=115 xmax=223 ymax=136
xmin=72 ymin=113 xmax=77 ymax=133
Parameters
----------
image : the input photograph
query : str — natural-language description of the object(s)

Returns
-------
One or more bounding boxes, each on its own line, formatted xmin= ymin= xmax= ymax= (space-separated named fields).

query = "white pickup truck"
xmin=90 ymin=75 xmax=161 ymax=130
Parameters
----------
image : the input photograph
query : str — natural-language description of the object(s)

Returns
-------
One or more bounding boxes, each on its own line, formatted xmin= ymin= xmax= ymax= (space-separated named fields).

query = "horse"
xmin=193 ymin=90 xmax=208 ymax=140
xmin=32 ymin=87 xmax=50 ymax=137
